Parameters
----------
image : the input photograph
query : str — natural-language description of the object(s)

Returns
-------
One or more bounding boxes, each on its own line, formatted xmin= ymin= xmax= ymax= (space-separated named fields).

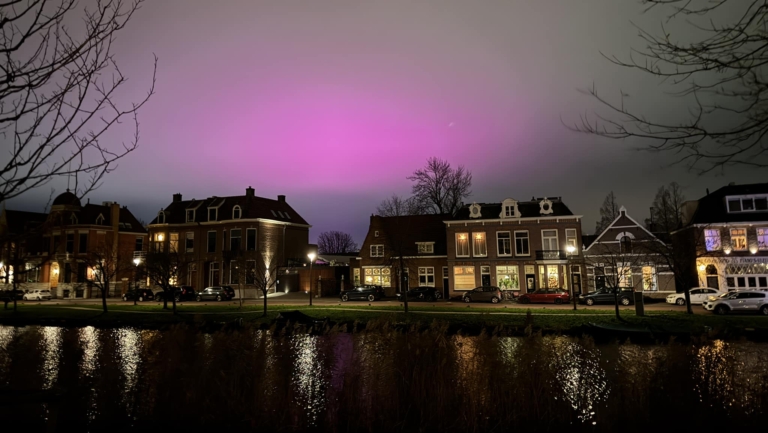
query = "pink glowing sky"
xmin=9 ymin=0 xmax=765 ymax=242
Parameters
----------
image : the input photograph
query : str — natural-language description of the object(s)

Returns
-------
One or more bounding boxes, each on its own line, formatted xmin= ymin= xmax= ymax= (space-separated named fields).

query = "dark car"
xmin=462 ymin=286 xmax=503 ymax=304
xmin=579 ymin=288 xmax=634 ymax=306
xmin=123 ymin=288 xmax=155 ymax=302
xmin=397 ymin=287 xmax=442 ymax=302
xmin=340 ymin=285 xmax=384 ymax=302
xmin=518 ymin=289 xmax=570 ymax=304
xmin=196 ymin=286 xmax=235 ymax=301
xmin=0 ymin=289 xmax=25 ymax=301
xmin=156 ymin=285 xmax=196 ymax=302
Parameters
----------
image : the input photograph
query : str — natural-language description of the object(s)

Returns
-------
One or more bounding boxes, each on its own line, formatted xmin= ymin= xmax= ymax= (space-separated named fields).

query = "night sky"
xmin=7 ymin=0 xmax=765 ymax=242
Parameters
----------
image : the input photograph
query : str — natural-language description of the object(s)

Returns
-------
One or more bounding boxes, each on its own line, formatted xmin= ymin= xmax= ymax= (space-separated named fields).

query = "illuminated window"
xmin=453 ymin=266 xmax=475 ymax=290
xmin=730 ymin=229 xmax=747 ymax=251
xmin=473 ymin=233 xmax=487 ymax=257
xmin=418 ymin=267 xmax=434 ymax=287
xmin=618 ymin=264 xmax=633 ymax=288
xmin=538 ymin=265 xmax=560 ymax=288
xmin=363 ymin=267 xmax=391 ymax=287
xmin=497 ymin=232 xmax=512 ymax=256
xmin=353 ymin=268 xmax=360 ymax=285
xmin=758 ymin=228 xmax=768 ymax=251
xmin=169 ymin=233 xmax=178 ymax=253
xmin=496 ymin=265 xmax=519 ymax=290
xmin=705 ymin=229 xmax=721 ymax=251
xmin=566 ymin=229 xmax=578 ymax=249
xmin=642 ymin=266 xmax=657 ymax=291
xmin=456 ymin=233 xmax=469 ymax=257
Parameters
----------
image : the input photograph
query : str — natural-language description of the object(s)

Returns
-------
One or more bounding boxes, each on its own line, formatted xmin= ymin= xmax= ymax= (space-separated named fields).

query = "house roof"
xmin=51 ymin=190 xmax=81 ymax=207
xmin=2 ymin=210 xmax=48 ymax=235
xmin=150 ymin=194 xmax=309 ymax=226
xmin=74 ymin=204 xmax=146 ymax=232
xmin=452 ymin=197 xmax=575 ymax=220
xmin=376 ymin=214 xmax=450 ymax=256
xmin=687 ymin=182 xmax=768 ymax=225
xmin=584 ymin=207 xmax=666 ymax=252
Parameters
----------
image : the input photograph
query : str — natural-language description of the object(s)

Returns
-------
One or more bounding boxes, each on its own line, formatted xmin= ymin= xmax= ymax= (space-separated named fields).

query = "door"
xmin=595 ymin=276 xmax=606 ymax=291
xmin=526 ymin=274 xmax=536 ymax=293
xmin=571 ymin=274 xmax=582 ymax=296
xmin=689 ymin=289 xmax=703 ymax=303
xmin=706 ymin=276 xmax=719 ymax=290
xmin=733 ymin=292 xmax=752 ymax=310
xmin=481 ymin=274 xmax=491 ymax=286
xmin=746 ymin=293 xmax=766 ymax=310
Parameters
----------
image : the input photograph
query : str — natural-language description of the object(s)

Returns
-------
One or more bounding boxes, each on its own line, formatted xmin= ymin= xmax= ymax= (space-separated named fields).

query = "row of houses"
xmin=2 ymin=182 xmax=767 ymax=299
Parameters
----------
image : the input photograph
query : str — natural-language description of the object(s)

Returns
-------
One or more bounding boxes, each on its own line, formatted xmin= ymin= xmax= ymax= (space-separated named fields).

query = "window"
xmin=186 ymin=210 xmax=195 ymax=222
xmin=456 ymin=233 xmax=470 ymax=257
xmin=542 ymin=230 xmax=559 ymax=251
xmin=25 ymin=263 xmax=39 ymax=283
xmin=157 ymin=211 xmax=165 ymax=224
xmin=730 ymin=228 xmax=747 ymax=251
xmin=78 ymin=233 xmax=87 ymax=254
xmin=230 ymin=261 xmax=240 ymax=284
xmin=230 ymin=229 xmax=242 ymax=251
xmin=95 ymin=214 xmax=104 ymax=225
xmin=183 ymin=232 xmax=194 ymax=253
xmin=208 ymin=208 xmax=217 ymax=221
xmin=232 ymin=206 xmax=241 ymax=219
xmin=353 ymin=268 xmax=360 ymax=285
xmin=153 ymin=233 xmax=165 ymax=253
xmin=363 ymin=267 xmax=391 ymax=287
xmin=374 ymin=231 xmax=379 ymax=237
xmin=209 ymin=262 xmax=220 ymax=286
xmin=618 ymin=264 xmax=633 ymax=288
xmin=453 ymin=266 xmax=475 ymax=290
xmin=473 ymin=233 xmax=487 ymax=257
xmin=418 ymin=267 xmax=435 ymax=287
xmin=245 ymin=260 xmax=256 ymax=284
xmin=66 ymin=233 xmax=74 ymax=253
xmin=566 ymin=229 xmax=577 ymax=249
xmin=417 ymin=243 xmax=434 ymax=254
xmin=642 ymin=266 xmax=657 ymax=291
xmin=207 ymin=231 xmax=217 ymax=253
xmin=77 ymin=263 xmax=87 ymax=283
xmin=168 ymin=233 xmax=178 ymax=253
xmin=70 ymin=214 xmax=78 ymax=225
xmin=758 ymin=228 xmax=768 ymax=251
xmin=515 ymin=231 xmax=529 ymax=256
xmin=496 ymin=266 xmax=519 ymax=290
xmin=135 ymin=236 xmax=144 ymax=252
xmin=497 ymin=232 xmax=511 ymax=256
xmin=705 ymin=229 xmax=721 ymax=251
xmin=620 ymin=236 xmax=632 ymax=254
xmin=370 ymin=245 xmax=384 ymax=257
xmin=758 ymin=197 xmax=768 ymax=211
xmin=187 ymin=263 xmax=197 ymax=286
xmin=64 ymin=263 xmax=72 ymax=283
xmin=538 ymin=265 xmax=560 ymax=288
xmin=246 ymin=228 xmax=256 ymax=251
xmin=727 ymin=196 xmax=768 ymax=213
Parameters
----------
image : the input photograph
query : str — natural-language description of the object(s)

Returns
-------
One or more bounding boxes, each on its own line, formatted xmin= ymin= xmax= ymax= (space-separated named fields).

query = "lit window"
xmin=730 ymin=228 xmax=747 ymax=251
xmin=496 ymin=265 xmax=519 ymax=290
xmin=497 ymin=232 xmax=512 ymax=256
xmin=456 ymin=233 xmax=469 ymax=257
xmin=704 ymin=229 xmax=721 ymax=251
xmin=758 ymin=228 xmax=768 ymax=251
xmin=169 ymin=233 xmax=178 ymax=253
xmin=538 ymin=265 xmax=559 ymax=288
xmin=418 ymin=267 xmax=435 ymax=287
xmin=353 ymin=268 xmax=360 ymax=285
xmin=473 ymin=233 xmax=487 ymax=257
xmin=642 ymin=266 xmax=656 ymax=291
xmin=453 ymin=266 xmax=475 ymax=290
xmin=618 ymin=264 xmax=633 ymax=288
xmin=363 ymin=267 xmax=391 ymax=287
xmin=370 ymin=244 xmax=384 ymax=257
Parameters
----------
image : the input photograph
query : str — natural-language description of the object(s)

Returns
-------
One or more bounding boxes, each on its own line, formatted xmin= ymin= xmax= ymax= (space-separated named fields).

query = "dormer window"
xmin=157 ymin=211 xmax=166 ymax=224
xmin=186 ymin=210 xmax=195 ymax=223
xmin=232 ymin=205 xmax=241 ymax=219
xmin=417 ymin=242 xmax=434 ymax=254
xmin=727 ymin=195 xmax=768 ymax=213
xmin=539 ymin=198 xmax=554 ymax=215
xmin=208 ymin=207 xmax=217 ymax=222
xmin=469 ymin=203 xmax=482 ymax=219
xmin=499 ymin=198 xmax=520 ymax=218
xmin=95 ymin=214 xmax=104 ymax=225
xmin=70 ymin=214 xmax=78 ymax=225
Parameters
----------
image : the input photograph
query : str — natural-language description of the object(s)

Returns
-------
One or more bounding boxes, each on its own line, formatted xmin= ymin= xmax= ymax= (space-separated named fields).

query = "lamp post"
xmin=133 ymin=257 xmax=140 ymax=306
xmin=307 ymin=252 xmax=315 ymax=306
xmin=566 ymin=245 xmax=577 ymax=311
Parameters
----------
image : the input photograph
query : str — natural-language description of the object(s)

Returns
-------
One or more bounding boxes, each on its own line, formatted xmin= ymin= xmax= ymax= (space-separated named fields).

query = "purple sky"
xmin=8 ymin=0 xmax=765 ymax=242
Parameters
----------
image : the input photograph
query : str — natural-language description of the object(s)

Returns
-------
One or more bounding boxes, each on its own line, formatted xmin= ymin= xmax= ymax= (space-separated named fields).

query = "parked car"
xmin=518 ymin=289 xmax=570 ymax=304
xmin=462 ymin=286 xmax=503 ymax=304
xmin=155 ymin=285 xmax=196 ymax=302
xmin=702 ymin=292 xmax=732 ymax=310
xmin=579 ymin=288 xmax=634 ymax=306
xmin=704 ymin=290 xmax=768 ymax=315
xmin=666 ymin=287 xmax=721 ymax=306
xmin=196 ymin=286 xmax=235 ymax=301
xmin=397 ymin=287 xmax=442 ymax=302
xmin=0 ymin=289 xmax=25 ymax=300
xmin=23 ymin=289 xmax=52 ymax=301
xmin=122 ymin=288 xmax=156 ymax=302
xmin=340 ymin=285 xmax=384 ymax=302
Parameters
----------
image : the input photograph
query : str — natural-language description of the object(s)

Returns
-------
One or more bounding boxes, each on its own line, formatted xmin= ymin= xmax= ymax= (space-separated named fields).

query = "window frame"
xmin=370 ymin=244 xmax=384 ymax=257
xmin=418 ymin=267 xmax=435 ymax=287
xmin=185 ymin=232 xmax=194 ymax=253
xmin=730 ymin=228 xmax=748 ymax=251
xmin=565 ymin=228 xmax=577 ymax=249
xmin=208 ymin=207 xmax=217 ymax=222
xmin=455 ymin=232 xmax=470 ymax=257
xmin=416 ymin=242 xmax=434 ymax=254
xmin=246 ymin=228 xmax=257 ymax=251
xmin=230 ymin=229 xmax=242 ymax=252
xmin=473 ymin=232 xmax=487 ymax=257
xmin=541 ymin=229 xmax=559 ymax=251
xmin=232 ymin=205 xmax=242 ymax=219
xmin=186 ymin=209 xmax=195 ymax=223
xmin=514 ymin=231 xmax=530 ymax=256
xmin=207 ymin=231 xmax=217 ymax=253
xmin=704 ymin=229 xmax=721 ymax=251
xmin=758 ymin=228 xmax=768 ymax=251
xmin=497 ymin=231 xmax=512 ymax=257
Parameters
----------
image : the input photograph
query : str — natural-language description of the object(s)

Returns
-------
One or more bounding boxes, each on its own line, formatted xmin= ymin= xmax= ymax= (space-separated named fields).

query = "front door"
xmin=443 ymin=278 xmax=449 ymax=299
xmin=526 ymin=274 xmax=536 ymax=292
xmin=481 ymin=274 xmax=491 ymax=286
xmin=572 ymin=274 xmax=582 ymax=296
xmin=706 ymin=276 xmax=719 ymax=290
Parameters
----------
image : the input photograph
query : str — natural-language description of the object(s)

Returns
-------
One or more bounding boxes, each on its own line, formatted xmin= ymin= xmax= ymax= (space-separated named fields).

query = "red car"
xmin=518 ymin=289 xmax=570 ymax=304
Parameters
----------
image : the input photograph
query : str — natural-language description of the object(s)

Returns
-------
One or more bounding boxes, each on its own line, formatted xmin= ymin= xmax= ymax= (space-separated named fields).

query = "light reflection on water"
xmin=40 ymin=327 xmax=62 ymax=389
xmin=291 ymin=334 xmax=326 ymax=426
xmin=547 ymin=337 xmax=608 ymax=423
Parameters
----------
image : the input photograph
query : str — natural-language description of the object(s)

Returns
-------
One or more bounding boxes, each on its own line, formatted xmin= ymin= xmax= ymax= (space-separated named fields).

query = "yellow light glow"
xmin=750 ymin=246 xmax=758 ymax=254
xmin=157 ymin=234 xmax=164 ymax=242
xmin=724 ymin=248 xmax=731 ymax=255
xmin=698 ymin=264 xmax=706 ymax=272
xmin=459 ymin=234 xmax=466 ymax=240
xmin=475 ymin=233 xmax=483 ymax=240
xmin=307 ymin=252 xmax=316 ymax=262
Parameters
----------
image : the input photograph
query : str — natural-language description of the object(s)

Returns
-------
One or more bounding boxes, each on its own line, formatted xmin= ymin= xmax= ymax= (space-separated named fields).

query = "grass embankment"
xmin=2 ymin=302 xmax=768 ymax=337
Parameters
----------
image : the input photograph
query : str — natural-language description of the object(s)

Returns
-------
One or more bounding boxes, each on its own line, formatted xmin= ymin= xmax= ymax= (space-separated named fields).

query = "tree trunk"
xmin=172 ymin=295 xmax=177 ymax=315
xmin=102 ymin=285 xmax=108 ymax=313
xmin=614 ymin=289 xmax=621 ymax=321
xmin=684 ymin=288 xmax=693 ymax=314
xmin=163 ymin=289 xmax=168 ymax=310
xmin=262 ymin=289 xmax=267 ymax=317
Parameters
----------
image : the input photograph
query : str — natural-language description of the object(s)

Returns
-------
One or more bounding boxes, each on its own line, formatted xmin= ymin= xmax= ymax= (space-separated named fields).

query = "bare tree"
xmin=317 ymin=231 xmax=358 ymax=254
xmin=570 ymin=0 xmax=768 ymax=171
xmin=144 ymin=247 xmax=186 ymax=315
xmin=595 ymin=191 xmax=620 ymax=234
xmin=239 ymin=250 xmax=280 ymax=317
xmin=0 ymin=0 xmax=157 ymax=203
xmin=376 ymin=194 xmax=428 ymax=217
xmin=648 ymin=182 xmax=686 ymax=233
xmin=84 ymin=238 xmax=131 ymax=313
xmin=408 ymin=157 xmax=472 ymax=215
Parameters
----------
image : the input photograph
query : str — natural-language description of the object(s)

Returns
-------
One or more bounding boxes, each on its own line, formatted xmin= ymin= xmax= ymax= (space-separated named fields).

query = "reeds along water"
xmin=1 ymin=321 xmax=767 ymax=432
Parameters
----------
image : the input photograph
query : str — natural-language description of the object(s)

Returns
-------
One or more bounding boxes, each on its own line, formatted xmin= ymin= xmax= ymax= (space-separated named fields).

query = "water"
xmin=0 ymin=323 xmax=767 ymax=432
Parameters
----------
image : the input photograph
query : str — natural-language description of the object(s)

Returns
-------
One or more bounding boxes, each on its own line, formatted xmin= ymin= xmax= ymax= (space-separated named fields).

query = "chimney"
xmin=173 ymin=193 xmax=182 ymax=202
xmin=277 ymin=195 xmax=286 ymax=203
xmin=246 ymin=186 xmax=254 ymax=198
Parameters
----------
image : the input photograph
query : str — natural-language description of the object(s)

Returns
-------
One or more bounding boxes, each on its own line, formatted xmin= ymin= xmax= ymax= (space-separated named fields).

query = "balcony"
xmin=133 ymin=251 xmax=146 ymax=260
xmin=536 ymin=250 xmax=567 ymax=261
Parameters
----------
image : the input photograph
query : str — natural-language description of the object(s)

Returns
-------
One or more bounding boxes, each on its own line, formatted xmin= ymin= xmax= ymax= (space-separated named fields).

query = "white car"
xmin=666 ymin=287 xmax=721 ymax=306
xmin=705 ymin=290 xmax=768 ymax=315
xmin=23 ymin=289 xmax=52 ymax=301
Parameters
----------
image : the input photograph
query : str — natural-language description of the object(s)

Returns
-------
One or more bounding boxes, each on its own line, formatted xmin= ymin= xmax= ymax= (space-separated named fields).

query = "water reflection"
xmin=291 ymin=334 xmax=326 ymax=426
xmin=79 ymin=327 xmax=99 ymax=378
xmin=40 ymin=327 xmax=62 ymax=389
xmin=547 ymin=337 xmax=608 ymax=423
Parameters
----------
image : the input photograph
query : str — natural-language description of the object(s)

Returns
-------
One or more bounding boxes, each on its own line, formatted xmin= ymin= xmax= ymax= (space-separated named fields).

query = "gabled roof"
xmin=452 ymin=197 xmax=575 ymax=220
xmin=150 ymin=194 xmax=308 ymax=225
xmin=374 ymin=214 xmax=450 ymax=256
xmin=687 ymin=182 xmax=768 ymax=225
xmin=585 ymin=206 xmax=664 ymax=251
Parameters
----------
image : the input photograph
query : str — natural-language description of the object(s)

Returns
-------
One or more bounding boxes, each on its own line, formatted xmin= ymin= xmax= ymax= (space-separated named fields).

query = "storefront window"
xmin=496 ymin=266 xmax=520 ymax=290
xmin=363 ymin=267 xmax=391 ymax=287
xmin=453 ymin=266 xmax=475 ymax=290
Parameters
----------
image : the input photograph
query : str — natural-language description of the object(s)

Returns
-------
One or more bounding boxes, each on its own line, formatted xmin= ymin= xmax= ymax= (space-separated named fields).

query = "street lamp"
xmin=566 ymin=245 xmax=577 ymax=311
xmin=133 ymin=257 xmax=141 ymax=306
xmin=307 ymin=252 xmax=316 ymax=306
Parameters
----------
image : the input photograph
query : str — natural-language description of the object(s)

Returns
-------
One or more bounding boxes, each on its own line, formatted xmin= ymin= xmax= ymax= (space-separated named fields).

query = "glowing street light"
xmin=132 ymin=257 xmax=141 ymax=306
xmin=307 ymin=252 xmax=316 ymax=307
xmin=566 ymin=244 xmax=577 ymax=311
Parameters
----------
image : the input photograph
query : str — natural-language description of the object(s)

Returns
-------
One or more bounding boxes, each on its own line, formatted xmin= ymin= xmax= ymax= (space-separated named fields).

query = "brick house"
xmin=445 ymin=198 xmax=583 ymax=298
xmin=583 ymin=206 xmax=675 ymax=298
xmin=0 ymin=190 xmax=148 ymax=298
xmin=352 ymin=214 xmax=450 ymax=297
xmin=675 ymin=182 xmax=768 ymax=291
xmin=146 ymin=187 xmax=310 ymax=298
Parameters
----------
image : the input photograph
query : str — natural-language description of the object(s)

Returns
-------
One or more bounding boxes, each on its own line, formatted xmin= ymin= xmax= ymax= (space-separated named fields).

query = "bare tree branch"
xmin=407 ymin=157 xmax=472 ymax=215
xmin=317 ymin=231 xmax=358 ymax=255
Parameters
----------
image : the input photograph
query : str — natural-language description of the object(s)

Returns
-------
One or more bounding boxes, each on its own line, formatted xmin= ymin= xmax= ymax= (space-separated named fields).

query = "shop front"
xmin=697 ymin=256 xmax=768 ymax=290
